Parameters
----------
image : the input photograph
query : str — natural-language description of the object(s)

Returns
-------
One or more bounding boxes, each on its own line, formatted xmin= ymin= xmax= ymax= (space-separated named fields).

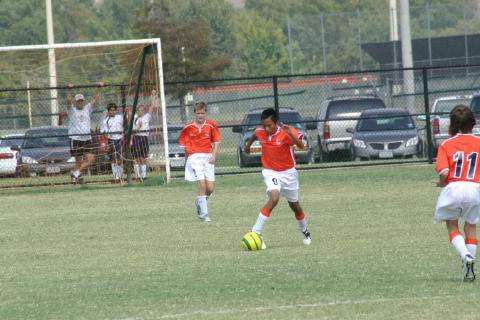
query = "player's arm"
xmin=209 ymin=142 xmax=220 ymax=164
xmin=66 ymin=83 xmax=74 ymax=109
xmin=90 ymin=82 xmax=104 ymax=107
xmin=280 ymin=123 xmax=305 ymax=150
xmin=244 ymin=132 xmax=257 ymax=154
xmin=435 ymin=144 xmax=449 ymax=187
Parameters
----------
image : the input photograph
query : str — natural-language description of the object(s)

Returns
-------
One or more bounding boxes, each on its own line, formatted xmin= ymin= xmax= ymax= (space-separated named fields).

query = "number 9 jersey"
xmin=436 ymin=134 xmax=480 ymax=183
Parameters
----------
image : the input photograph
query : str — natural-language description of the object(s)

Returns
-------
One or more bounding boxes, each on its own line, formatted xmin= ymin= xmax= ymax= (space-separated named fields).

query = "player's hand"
xmin=67 ymin=83 xmax=74 ymax=89
xmin=244 ymin=144 xmax=251 ymax=154
xmin=96 ymin=82 xmax=104 ymax=88
xmin=208 ymin=155 xmax=216 ymax=164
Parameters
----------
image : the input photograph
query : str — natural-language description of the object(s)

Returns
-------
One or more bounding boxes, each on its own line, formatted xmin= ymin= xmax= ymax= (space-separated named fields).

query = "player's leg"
xmin=288 ymin=201 xmax=311 ymax=245
xmin=140 ymin=136 xmax=149 ymax=179
xmin=108 ymin=140 xmax=116 ymax=180
xmin=464 ymin=223 xmax=478 ymax=258
xmin=447 ymin=219 xmax=475 ymax=281
xmin=196 ymin=179 xmax=210 ymax=221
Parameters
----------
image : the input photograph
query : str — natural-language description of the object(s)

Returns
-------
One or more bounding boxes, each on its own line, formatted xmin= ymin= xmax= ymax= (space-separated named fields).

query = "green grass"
xmin=1 ymin=164 xmax=479 ymax=319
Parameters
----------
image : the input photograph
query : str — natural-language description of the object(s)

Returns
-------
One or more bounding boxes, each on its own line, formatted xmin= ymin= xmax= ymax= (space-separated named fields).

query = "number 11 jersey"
xmin=436 ymin=134 xmax=480 ymax=183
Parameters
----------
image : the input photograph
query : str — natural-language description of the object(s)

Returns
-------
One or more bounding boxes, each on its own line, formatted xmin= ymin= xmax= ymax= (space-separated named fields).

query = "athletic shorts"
xmin=70 ymin=139 xmax=93 ymax=157
xmin=434 ymin=181 xmax=480 ymax=224
xmin=108 ymin=139 xmax=122 ymax=162
xmin=184 ymin=153 xmax=215 ymax=182
xmin=132 ymin=135 xmax=149 ymax=159
xmin=262 ymin=167 xmax=299 ymax=202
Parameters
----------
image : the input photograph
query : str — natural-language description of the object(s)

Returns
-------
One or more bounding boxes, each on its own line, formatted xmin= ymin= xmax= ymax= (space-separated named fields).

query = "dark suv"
xmin=232 ymin=108 xmax=315 ymax=167
xmin=316 ymin=95 xmax=387 ymax=161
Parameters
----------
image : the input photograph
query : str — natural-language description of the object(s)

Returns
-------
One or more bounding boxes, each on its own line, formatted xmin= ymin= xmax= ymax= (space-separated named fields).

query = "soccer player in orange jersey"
xmin=435 ymin=104 xmax=480 ymax=281
xmin=244 ymin=108 xmax=311 ymax=248
xmin=179 ymin=102 xmax=221 ymax=222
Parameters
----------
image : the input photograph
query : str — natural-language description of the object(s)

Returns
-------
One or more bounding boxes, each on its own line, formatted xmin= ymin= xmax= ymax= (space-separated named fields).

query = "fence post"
xmin=273 ymin=76 xmax=279 ymax=116
xmin=422 ymin=67 xmax=434 ymax=164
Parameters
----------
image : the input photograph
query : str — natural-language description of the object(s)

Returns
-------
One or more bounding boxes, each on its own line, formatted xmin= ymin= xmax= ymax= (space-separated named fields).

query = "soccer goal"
xmin=0 ymin=38 xmax=174 ymax=188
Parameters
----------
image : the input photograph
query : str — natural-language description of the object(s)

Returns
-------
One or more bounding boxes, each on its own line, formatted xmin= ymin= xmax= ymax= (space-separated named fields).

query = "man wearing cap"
xmin=66 ymin=82 xmax=103 ymax=183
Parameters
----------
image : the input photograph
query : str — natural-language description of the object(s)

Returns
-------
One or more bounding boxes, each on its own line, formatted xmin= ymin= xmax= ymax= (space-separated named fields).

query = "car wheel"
xmin=317 ymin=137 xmax=329 ymax=163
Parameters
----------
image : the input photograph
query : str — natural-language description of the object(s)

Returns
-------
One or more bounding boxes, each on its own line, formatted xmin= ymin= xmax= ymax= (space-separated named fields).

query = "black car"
xmin=232 ymin=108 xmax=315 ymax=167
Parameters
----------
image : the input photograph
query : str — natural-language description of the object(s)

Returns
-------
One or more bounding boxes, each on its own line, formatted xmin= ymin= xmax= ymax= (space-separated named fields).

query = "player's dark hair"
xmin=261 ymin=108 xmax=278 ymax=122
xmin=107 ymin=102 xmax=117 ymax=110
xmin=194 ymin=101 xmax=207 ymax=112
xmin=449 ymin=104 xmax=475 ymax=135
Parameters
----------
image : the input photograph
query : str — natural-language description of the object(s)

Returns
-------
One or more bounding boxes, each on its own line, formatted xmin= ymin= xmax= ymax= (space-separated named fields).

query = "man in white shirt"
xmin=100 ymin=102 xmax=124 ymax=182
xmin=66 ymin=82 xmax=103 ymax=183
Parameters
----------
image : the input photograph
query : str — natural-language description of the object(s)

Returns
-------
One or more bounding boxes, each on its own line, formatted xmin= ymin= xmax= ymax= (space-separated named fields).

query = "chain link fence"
xmin=0 ymin=64 xmax=479 ymax=187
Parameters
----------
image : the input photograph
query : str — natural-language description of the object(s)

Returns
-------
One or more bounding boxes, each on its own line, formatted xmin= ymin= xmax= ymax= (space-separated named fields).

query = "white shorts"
xmin=434 ymin=181 xmax=480 ymax=224
xmin=262 ymin=167 xmax=299 ymax=202
xmin=184 ymin=153 xmax=215 ymax=182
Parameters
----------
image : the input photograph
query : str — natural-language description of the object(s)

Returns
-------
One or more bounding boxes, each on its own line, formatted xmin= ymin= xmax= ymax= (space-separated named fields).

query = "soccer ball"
xmin=242 ymin=231 xmax=263 ymax=251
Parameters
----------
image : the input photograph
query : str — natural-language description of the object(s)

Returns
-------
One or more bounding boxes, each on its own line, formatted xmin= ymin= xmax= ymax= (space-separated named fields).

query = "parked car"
xmin=316 ymin=95 xmax=386 ymax=161
xmin=0 ymin=134 xmax=24 ymax=176
xmin=232 ymin=107 xmax=315 ymax=167
xmin=347 ymin=108 xmax=422 ymax=161
xmin=147 ymin=125 xmax=185 ymax=170
xmin=18 ymin=126 xmax=76 ymax=176
xmin=425 ymin=95 xmax=472 ymax=151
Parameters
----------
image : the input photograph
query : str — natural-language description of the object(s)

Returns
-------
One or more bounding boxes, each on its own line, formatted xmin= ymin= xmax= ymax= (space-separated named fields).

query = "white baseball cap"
xmin=74 ymin=94 xmax=85 ymax=101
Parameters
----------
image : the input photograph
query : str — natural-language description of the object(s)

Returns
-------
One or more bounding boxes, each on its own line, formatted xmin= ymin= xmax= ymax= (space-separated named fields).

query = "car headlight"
xmin=148 ymin=153 xmax=164 ymax=159
xmin=251 ymin=140 xmax=261 ymax=147
xmin=21 ymin=156 xmax=38 ymax=164
xmin=67 ymin=156 xmax=76 ymax=163
xmin=352 ymin=139 xmax=366 ymax=149
xmin=405 ymin=137 xmax=418 ymax=147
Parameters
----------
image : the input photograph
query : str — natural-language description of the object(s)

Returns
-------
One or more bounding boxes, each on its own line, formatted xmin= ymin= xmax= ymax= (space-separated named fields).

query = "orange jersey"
xmin=178 ymin=119 xmax=221 ymax=154
xmin=436 ymin=134 xmax=480 ymax=183
xmin=255 ymin=126 xmax=303 ymax=171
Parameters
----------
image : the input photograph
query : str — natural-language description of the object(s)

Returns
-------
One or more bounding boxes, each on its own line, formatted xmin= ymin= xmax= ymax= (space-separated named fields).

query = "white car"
xmin=0 ymin=134 xmax=23 ymax=176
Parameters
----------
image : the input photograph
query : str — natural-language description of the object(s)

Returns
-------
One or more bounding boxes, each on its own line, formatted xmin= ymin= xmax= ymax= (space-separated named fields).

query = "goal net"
xmin=0 ymin=39 xmax=171 ymax=188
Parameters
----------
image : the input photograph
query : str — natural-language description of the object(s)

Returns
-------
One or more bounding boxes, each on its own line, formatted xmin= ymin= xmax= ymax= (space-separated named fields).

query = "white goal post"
xmin=0 ymin=38 xmax=171 ymax=183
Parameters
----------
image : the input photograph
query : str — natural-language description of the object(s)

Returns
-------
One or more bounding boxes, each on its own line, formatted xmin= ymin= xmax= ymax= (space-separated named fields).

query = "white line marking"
xmin=153 ymin=293 xmax=478 ymax=319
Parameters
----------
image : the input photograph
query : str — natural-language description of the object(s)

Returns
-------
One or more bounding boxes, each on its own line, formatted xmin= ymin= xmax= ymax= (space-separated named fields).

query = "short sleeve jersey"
xmin=178 ymin=119 xmax=221 ymax=154
xmin=134 ymin=113 xmax=152 ymax=137
xmin=68 ymin=103 xmax=93 ymax=141
xmin=101 ymin=114 xmax=124 ymax=140
xmin=255 ymin=126 xmax=303 ymax=171
xmin=436 ymin=134 xmax=480 ymax=183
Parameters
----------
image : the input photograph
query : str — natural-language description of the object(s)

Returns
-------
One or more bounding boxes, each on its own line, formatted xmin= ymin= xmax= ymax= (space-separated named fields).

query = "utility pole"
xmin=46 ymin=0 xmax=59 ymax=126
xmin=399 ymin=0 xmax=415 ymax=113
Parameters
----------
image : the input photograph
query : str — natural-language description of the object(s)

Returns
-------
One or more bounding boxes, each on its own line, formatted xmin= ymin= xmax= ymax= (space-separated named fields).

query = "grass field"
xmin=1 ymin=164 xmax=480 ymax=319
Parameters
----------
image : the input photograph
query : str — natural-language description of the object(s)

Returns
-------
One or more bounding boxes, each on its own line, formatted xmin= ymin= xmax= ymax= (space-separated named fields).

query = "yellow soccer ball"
xmin=242 ymin=231 xmax=263 ymax=251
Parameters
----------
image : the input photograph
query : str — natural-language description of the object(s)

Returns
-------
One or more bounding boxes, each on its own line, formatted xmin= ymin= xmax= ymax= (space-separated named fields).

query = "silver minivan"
xmin=316 ymin=95 xmax=386 ymax=161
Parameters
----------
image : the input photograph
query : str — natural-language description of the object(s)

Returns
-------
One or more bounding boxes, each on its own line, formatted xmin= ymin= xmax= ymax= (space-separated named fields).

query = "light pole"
xmin=46 ymin=0 xmax=58 ymax=126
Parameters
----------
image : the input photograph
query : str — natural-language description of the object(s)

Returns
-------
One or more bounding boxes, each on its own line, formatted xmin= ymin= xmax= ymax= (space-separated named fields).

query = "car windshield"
xmin=471 ymin=97 xmax=480 ymax=116
xmin=245 ymin=112 xmax=305 ymax=131
xmin=435 ymin=99 xmax=471 ymax=118
xmin=357 ymin=114 xmax=415 ymax=131
xmin=327 ymin=99 xmax=385 ymax=120
xmin=0 ymin=137 xmax=24 ymax=147
xmin=23 ymin=129 xmax=69 ymax=148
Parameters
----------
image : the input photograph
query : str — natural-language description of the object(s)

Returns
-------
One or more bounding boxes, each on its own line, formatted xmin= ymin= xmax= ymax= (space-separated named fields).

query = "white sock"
xmin=73 ymin=169 xmax=80 ymax=178
xmin=252 ymin=212 xmax=269 ymax=234
xmin=111 ymin=163 xmax=117 ymax=178
xmin=466 ymin=244 xmax=477 ymax=258
xmin=141 ymin=164 xmax=147 ymax=178
xmin=297 ymin=218 xmax=307 ymax=233
xmin=134 ymin=164 xmax=140 ymax=178
xmin=451 ymin=233 xmax=470 ymax=258
xmin=197 ymin=196 xmax=208 ymax=218
xmin=117 ymin=165 xmax=123 ymax=178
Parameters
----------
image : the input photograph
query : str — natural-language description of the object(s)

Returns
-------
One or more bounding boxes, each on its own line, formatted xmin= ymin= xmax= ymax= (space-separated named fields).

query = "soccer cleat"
xmin=77 ymin=174 xmax=85 ymax=185
xmin=199 ymin=216 xmax=211 ymax=222
xmin=301 ymin=229 xmax=312 ymax=245
xmin=70 ymin=172 xmax=77 ymax=184
xmin=462 ymin=254 xmax=475 ymax=282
